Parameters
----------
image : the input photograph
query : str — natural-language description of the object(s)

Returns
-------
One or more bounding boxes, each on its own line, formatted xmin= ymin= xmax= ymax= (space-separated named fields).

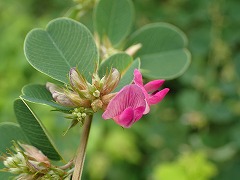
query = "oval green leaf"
xmin=94 ymin=0 xmax=134 ymax=46
xmin=24 ymin=17 xmax=98 ymax=83
xmin=99 ymin=53 xmax=133 ymax=77
xmin=14 ymin=99 xmax=62 ymax=161
xmin=115 ymin=58 xmax=140 ymax=92
xmin=126 ymin=23 xmax=191 ymax=79
xmin=21 ymin=84 xmax=72 ymax=111
xmin=0 ymin=122 xmax=29 ymax=179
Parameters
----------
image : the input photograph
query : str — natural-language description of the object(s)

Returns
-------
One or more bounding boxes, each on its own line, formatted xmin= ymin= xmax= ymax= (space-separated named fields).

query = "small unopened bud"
xmin=101 ymin=68 xmax=120 ymax=95
xmin=46 ymin=82 xmax=76 ymax=107
xmin=9 ymin=167 xmax=22 ymax=174
xmin=81 ymin=113 xmax=87 ymax=118
xmin=102 ymin=93 xmax=117 ymax=107
xmin=125 ymin=43 xmax=142 ymax=56
xmin=20 ymin=143 xmax=50 ymax=167
xmin=54 ymin=92 xmax=76 ymax=107
xmin=3 ymin=157 xmax=14 ymax=168
xmin=92 ymin=72 xmax=101 ymax=89
xmin=69 ymin=67 xmax=88 ymax=90
xmin=93 ymin=90 xmax=100 ymax=98
xmin=66 ymin=91 xmax=91 ymax=108
xmin=91 ymin=99 xmax=103 ymax=112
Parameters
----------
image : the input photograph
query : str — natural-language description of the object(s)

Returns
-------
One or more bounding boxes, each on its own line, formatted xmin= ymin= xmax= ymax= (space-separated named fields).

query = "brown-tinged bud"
xmin=65 ymin=91 xmax=91 ymax=108
xmin=47 ymin=82 xmax=81 ymax=107
xmin=69 ymin=67 xmax=88 ymax=91
xmin=92 ymin=72 xmax=101 ymax=89
xmin=46 ymin=82 xmax=63 ymax=95
xmin=91 ymin=99 xmax=103 ymax=112
xmin=101 ymin=93 xmax=117 ymax=109
xmin=20 ymin=143 xmax=50 ymax=168
xmin=101 ymin=68 xmax=120 ymax=95
xmin=125 ymin=43 xmax=142 ymax=56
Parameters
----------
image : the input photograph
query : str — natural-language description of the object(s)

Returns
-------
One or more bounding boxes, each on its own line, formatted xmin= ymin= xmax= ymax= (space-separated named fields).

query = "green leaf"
xmin=115 ymin=58 xmax=140 ymax=91
xmin=14 ymin=99 xmax=62 ymax=161
xmin=0 ymin=122 xmax=29 ymax=179
xmin=99 ymin=53 xmax=133 ymax=77
xmin=21 ymin=84 xmax=72 ymax=111
xmin=126 ymin=23 xmax=191 ymax=79
xmin=94 ymin=0 xmax=134 ymax=46
xmin=24 ymin=17 xmax=98 ymax=83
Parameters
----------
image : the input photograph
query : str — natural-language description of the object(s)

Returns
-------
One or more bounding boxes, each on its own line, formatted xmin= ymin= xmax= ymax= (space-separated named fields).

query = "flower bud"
xmin=9 ymin=167 xmax=22 ymax=174
xmin=3 ymin=157 xmax=14 ymax=168
xmin=125 ymin=43 xmax=142 ymax=56
xmin=92 ymin=72 xmax=101 ymax=89
xmin=69 ymin=67 xmax=88 ymax=91
xmin=101 ymin=68 xmax=120 ymax=95
xmin=65 ymin=91 xmax=91 ymax=108
xmin=20 ymin=143 xmax=50 ymax=168
xmin=101 ymin=93 xmax=117 ymax=108
xmin=91 ymin=99 xmax=103 ymax=112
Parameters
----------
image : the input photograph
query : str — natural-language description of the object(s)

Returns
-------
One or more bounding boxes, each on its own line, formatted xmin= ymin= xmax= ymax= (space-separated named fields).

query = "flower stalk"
xmin=72 ymin=115 xmax=93 ymax=180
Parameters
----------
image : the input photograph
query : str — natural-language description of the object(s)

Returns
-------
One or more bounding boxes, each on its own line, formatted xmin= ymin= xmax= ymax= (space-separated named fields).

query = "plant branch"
xmin=72 ymin=115 xmax=93 ymax=180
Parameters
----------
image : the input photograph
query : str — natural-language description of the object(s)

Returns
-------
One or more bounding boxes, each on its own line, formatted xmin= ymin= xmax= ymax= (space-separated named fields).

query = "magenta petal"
xmin=115 ymin=107 xmax=135 ymax=128
xmin=133 ymin=69 xmax=143 ymax=86
xmin=144 ymin=80 xmax=165 ymax=92
xmin=102 ymin=84 xmax=146 ymax=120
xmin=148 ymin=88 xmax=170 ymax=105
xmin=143 ymin=101 xmax=150 ymax=114
xmin=134 ymin=106 xmax=146 ymax=121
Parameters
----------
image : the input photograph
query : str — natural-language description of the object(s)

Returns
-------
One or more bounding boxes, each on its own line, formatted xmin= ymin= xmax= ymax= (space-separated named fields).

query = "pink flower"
xmin=102 ymin=84 xmax=146 ymax=128
xmin=102 ymin=69 xmax=169 ymax=128
xmin=133 ymin=69 xmax=169 ymax=114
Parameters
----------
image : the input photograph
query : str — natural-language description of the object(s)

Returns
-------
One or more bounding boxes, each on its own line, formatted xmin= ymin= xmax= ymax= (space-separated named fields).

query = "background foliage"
xmin=0 ymin=0 xmax=240 ymax=179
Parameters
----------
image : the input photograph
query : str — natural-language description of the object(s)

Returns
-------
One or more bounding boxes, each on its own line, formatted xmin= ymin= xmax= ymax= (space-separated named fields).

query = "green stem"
xmin=72 ymin=115 xmax=93 ymax=180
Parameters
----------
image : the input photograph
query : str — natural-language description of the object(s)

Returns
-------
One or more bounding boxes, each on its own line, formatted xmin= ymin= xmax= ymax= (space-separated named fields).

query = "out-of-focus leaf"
xmin=24 ymin=17 xmax=98 ymax=83
xmin=0 ymin=122 xmax=29 ymax=179
xmin=20 ymin=84 xmax=72 ymax=111
xmin=204 ymin=103 xmax=233 ymax=124
xmin=234 ymin=53 xmax=240 ymax=78
xmin=99 ymin=53 xmax=133 ymax=77
xmin=152 ymin=152 xmax=217 ymax=180
xmin=14 ymin=99 xmax=62 ymax=161
xmin=126 ymin=23 xmax=191 ymax=79
xmin=177 ymin=90 xmax=202 ymax=112
xmin=201 ymin=125 xmax=230 ymax=148
xmin=94 ymin=0 xmax=134 ymax=46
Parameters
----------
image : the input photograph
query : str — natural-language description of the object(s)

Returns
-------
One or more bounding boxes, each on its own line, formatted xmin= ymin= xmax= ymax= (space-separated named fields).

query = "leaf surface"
xmin=94 ymin=0 xmax=134 ymax=46
xmin=126 ymin=23 xmax=191 ymax=79
xmin=14 ymin=99 xmax=62 ymax=161
xmin=24 ymin=18 xmax=98 ymax=83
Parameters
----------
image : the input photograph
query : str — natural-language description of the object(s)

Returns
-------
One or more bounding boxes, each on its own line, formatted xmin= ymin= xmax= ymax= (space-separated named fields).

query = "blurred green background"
xmin=1 ymin=0 xmax=240 ymax=179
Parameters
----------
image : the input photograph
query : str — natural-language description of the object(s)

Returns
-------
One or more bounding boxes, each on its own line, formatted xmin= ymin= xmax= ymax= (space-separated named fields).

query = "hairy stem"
xmin=72 ymin=115 xmax=93 ymax=180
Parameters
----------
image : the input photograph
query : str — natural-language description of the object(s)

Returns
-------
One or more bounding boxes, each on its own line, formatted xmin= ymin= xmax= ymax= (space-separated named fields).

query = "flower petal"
xmin=148 ymin=88 xmax=170 ymax=105
xmin=134 ymin=106 xmax=146 ymax=121
xmin=144 ymin=80 xmax=165 ymax=92
xmin=143 ymin=101 xmax=150 ymax=114
xmin=133 ymin=69 xmax=143 ymax=86
xmin=102 ymin=84 xmax=146 ymax=119
xmin=114 ymin=107 xmax=134 ymax=128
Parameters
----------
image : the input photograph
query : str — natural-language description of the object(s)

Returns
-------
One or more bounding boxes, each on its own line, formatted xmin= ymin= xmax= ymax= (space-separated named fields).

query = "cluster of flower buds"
xmin=47 ymin=67 xmax=120 ymax=112
xmin=1 ymin=142 xmax=70 ymax=180
xmin=46 ymin=67 xmax=120 ymax=130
